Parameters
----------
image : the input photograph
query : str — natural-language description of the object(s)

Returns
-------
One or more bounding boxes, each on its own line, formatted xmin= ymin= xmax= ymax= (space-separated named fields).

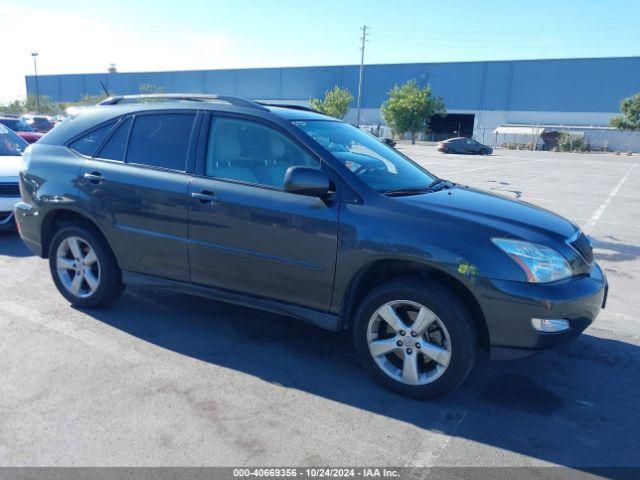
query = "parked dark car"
xmin=15 ymin=94 xmax=606 ymax=399
xmin=0 ymin=117 xmax=44 ymax=143
xmin=24 ymin=115 xmax=55 ymax=133
xmin=438 ymin=137 xmax=492 ymax=155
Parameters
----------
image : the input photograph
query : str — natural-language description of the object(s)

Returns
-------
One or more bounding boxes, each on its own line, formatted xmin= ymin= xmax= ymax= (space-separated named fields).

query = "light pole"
xmin=31 ymin=52 xmax=40 ymax=113
xmin=356 ymin=25 xmax=368 ymax=127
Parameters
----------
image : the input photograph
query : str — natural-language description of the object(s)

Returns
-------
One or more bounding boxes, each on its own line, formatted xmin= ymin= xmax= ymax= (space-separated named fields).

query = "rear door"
xmin=77 ymin=111 xmax=200 ymax=281
xmin=187 ymin=113 xmax=340 ymax=311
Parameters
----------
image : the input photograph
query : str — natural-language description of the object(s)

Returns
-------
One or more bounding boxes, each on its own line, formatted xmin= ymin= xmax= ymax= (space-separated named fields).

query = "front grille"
xmin=570 ymin=232 xmax=593 ymax=264
xmin=0 ymin=183 xmax=20 ymax=197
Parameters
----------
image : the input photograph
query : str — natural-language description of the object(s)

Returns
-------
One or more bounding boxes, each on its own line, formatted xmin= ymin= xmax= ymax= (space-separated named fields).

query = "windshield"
xmin=0 ymin=118 xmax=34 ymax=132
xmin=292 ymin=120 xmax=436 ymax=192
xmin=0 ymin=125 xmax=28 ymax=156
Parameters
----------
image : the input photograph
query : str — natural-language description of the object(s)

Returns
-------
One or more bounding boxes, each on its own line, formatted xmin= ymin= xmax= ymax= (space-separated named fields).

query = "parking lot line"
xmin=584 ymin=163 xmax=638 ymax=233
xmin=0 ymin=300 xmax=146 ymax=364
xmin=0 ymin=296 xmax=404 ymax=463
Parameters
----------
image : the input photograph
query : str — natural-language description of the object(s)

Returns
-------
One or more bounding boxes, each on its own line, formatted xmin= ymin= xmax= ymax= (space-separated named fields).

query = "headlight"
xmin=20 ymin=146 xmax=32 ymax=172
xmin=492 ymin=238 xmax=573 ymax=283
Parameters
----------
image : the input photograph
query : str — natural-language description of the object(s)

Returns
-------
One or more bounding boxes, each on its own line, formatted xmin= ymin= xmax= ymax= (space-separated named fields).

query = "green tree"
xmin=0 ymin=99 xmax=25 ymax=115
xmin=0 ymin=94 xmax=59 ymax=115
xmin=309 ymin=86 xmax=353 ymax=119
xmin=138 ymin=83 xmax=165 ymax=102
xmin=59 ymin=93 xmax=112 ymax=112
xmin=25 ymin=94 xmax=59 ymax=114
xmin=610 ymin=93 xmax=640 ymax=130
xmin=381 ymin=80 xmax=446 ymax=144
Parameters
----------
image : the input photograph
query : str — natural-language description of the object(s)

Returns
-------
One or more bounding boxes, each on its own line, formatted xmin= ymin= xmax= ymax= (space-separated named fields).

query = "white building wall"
xmin=343 ymin=108 xmax=619 ymax=131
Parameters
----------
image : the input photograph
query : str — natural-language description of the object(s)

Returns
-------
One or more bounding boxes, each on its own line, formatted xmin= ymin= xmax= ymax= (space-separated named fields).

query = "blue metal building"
xmin=25 ymin=56 xmax=640 ymax=137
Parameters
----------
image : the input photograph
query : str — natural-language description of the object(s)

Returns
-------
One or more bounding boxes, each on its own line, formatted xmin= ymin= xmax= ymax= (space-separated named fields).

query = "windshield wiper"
xmin=427 ymin=178 xmax=454 ymax=191
xmin=383 ymin=179 xmax=454 ymax=197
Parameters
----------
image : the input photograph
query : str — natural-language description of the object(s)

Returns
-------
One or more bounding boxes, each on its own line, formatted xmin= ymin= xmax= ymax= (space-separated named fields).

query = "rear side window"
xmin=126 ymin=113 xmax=195 ymax=171
xmin=69 ymin=123 xmax=114 ymax=156
xmin=97 ymin=117 xmax=132 ymax=161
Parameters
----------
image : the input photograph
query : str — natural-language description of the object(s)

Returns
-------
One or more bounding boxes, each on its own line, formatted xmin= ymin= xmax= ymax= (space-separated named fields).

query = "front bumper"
xmin=0 ymin=211 xmax=16 ymax=232
xmin=475 ymin=263 xmax=607 ymax=361
xmin=0 ymin=197 xmax=20 ymax=232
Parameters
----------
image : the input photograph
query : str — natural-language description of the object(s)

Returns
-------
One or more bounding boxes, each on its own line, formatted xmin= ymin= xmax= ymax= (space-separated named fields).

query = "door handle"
xmin=83 ymin=172 xmax=104 ymax=184
xmin=191 ymin=191 xmax=218 ymax=205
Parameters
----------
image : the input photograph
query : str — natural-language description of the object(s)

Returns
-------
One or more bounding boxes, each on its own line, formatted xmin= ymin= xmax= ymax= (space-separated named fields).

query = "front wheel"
xmin=49 ymin=224 xmax=124 ymax=308
xmin=353 ymin=279 xmax=477 ymax=399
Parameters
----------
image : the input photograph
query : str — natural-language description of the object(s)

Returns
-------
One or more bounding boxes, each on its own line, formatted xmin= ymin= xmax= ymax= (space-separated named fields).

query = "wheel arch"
xmin=41 ymin=208 xmax=117 ymax=263
xmin=339 ymin=259 xmax=490 ymax=349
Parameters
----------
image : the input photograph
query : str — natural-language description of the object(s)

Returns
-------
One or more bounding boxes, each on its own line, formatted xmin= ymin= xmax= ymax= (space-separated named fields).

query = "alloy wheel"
xmin=55 ymin=236 xmax=101 ymax=299
xmin=366 ymin=300 xmax=452 ymax=386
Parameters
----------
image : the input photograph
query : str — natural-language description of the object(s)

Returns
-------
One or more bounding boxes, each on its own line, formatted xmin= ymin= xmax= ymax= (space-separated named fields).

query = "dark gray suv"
xmin=15 ymin=94 xmax=607 ymax=398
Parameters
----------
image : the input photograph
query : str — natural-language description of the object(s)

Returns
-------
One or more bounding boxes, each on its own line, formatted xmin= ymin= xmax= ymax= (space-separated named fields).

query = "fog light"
xmin=531 ymin=318 xmax=570 ymax=333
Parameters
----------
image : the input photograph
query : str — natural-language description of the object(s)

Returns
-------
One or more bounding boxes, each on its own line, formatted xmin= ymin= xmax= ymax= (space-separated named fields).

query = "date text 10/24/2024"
xmin=232 ymin=468 xmax=401 ymax=478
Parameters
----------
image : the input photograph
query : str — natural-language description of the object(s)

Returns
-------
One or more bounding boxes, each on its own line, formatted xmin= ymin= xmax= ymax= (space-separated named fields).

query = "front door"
xmin=187 ymin=114 xmax=339 ymax=311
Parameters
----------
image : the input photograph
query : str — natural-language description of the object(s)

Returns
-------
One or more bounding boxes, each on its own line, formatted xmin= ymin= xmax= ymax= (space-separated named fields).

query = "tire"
xmin=353 ymin=278 xmax=477 ymax=399
xmin=48 ymin=224 xmax=124 ymax=308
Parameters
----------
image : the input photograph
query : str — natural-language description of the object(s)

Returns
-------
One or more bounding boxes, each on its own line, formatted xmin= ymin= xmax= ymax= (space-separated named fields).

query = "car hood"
xmin=0 ymin=156 xmax=22 ymax=182
xmin=397 ymin=185 xmax=577 ymax=240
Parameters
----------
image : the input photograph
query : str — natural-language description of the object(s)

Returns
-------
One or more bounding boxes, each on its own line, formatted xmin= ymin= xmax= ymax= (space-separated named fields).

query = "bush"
xmin=558 ymin=133 xmax=590 ymax=152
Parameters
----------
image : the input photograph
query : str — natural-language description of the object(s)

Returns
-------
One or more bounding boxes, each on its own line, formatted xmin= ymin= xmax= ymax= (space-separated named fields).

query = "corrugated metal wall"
xmin=25 ymin=56 xmax=640 ymax=113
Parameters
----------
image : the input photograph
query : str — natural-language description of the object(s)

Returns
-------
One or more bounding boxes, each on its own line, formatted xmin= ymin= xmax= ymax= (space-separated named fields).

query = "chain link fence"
xmin=473 ymin=126 xmax=640 ymax=154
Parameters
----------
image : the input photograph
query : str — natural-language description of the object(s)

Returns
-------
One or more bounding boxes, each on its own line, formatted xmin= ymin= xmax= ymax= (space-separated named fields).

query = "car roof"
xmin=264 ymin=105 xmax=336 ymax=121
xmin=444 ymin=137 xmax=469 ymax=142
xmin=41 ymin=97 xmax=338 ymax=146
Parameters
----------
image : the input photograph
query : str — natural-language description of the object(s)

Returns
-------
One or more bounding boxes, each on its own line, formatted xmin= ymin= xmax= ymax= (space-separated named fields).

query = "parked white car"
xmin=0 ymin=124 xmax=27 ymax=232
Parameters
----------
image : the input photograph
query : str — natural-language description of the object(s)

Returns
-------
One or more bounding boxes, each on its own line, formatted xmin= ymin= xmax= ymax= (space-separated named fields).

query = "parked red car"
xmin=0 ymin=117 xmax=44 ymax=143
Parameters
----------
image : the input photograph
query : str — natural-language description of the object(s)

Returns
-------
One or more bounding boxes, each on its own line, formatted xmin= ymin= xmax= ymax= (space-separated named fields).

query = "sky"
xmin=1 ymin=0 xmax=639 ymax=102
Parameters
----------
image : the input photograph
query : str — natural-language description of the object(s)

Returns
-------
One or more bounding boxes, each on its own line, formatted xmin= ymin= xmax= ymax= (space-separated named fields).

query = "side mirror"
xmin=284 ymin=166 xmax=331 ymax=197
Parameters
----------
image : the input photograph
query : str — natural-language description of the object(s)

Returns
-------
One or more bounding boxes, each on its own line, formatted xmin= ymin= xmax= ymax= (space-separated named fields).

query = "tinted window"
xmin=0 ymin=124 xmax=28 ymax=156
xmin=127 ymin=114 xmax=195 ymax=171
xmin=69 ymin=123 xmax=114 ymax=156
xmin=97 ymin=117 xmax=132 ymax=161
xmin=206 ymin=117 xmax=318 ymax=188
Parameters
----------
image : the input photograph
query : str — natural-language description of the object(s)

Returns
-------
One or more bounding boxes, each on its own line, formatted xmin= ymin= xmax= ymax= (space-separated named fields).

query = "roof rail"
xmin=97 ymin=94 xmax=268 ymax=110
xmin=257 ymin=102 xmax=320 ymax=113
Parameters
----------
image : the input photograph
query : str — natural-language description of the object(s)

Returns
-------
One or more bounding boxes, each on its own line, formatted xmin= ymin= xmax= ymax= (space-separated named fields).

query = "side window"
xmin=96 ymin=117 xmax=132 ymax=161
xmin=206 ymin=117 xmax=319 ymax=188
xmin=69 ymin=122 xmax=115 ymax=156
xmin=126 ymin=113 xmax=195 ymax=171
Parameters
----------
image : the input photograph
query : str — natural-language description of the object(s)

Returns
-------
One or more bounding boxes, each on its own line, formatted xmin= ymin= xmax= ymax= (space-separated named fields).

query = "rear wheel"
xmin=353 ymin=278 xmax=477 ymax=399
xmin=49 ymin=224 xmax=124 ymax=308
